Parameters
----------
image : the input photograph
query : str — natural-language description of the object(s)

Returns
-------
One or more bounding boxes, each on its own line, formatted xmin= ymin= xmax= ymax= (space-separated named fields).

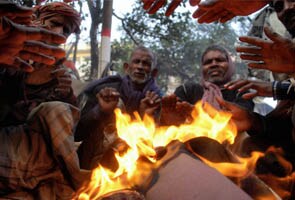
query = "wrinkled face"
xmin=43 ymin=15 xmax=72 ymax=38
xmin=273 ymin=0 xmax=295 ymax=36
xmin=202 ymin=50 xmax=229 ymax=85
xmin=125 ymin=49 xmax=154 ymax=84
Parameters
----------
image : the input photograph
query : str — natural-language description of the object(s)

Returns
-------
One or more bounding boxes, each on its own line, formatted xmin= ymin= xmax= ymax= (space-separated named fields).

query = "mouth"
xmin=133 ymin=72 xmax=146 ymax=79
xmin=208 ymin=70 xmax=223 ymax=77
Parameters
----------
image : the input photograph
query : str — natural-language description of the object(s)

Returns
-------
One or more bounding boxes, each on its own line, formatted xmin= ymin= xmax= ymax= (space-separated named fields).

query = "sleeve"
xmin=74 ymin=93 xmax=113 ymax=142
xmin=234 ymin=91 xmax=255 ymax=111
xmin=247 ymin=102 xmax=293 ymax=143
xmin=273 ymin=79 xmax=295 ymax=100
xmin=0 ymin=67 xmax=26 ymax=103
xmin=174 ymin=82 xmax=204 ymax=105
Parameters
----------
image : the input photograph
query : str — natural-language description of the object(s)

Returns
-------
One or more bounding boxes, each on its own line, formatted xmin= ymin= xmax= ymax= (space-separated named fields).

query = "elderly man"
xmin=75 ymin=45 xmax=162 ymax=170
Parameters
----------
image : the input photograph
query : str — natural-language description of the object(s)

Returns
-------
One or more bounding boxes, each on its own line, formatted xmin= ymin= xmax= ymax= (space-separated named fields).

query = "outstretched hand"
xmin=216 ymin=96 xmax=253 ymax=132
xmin=139 ymin=91 xmax=161 ymax=116
xmin=224 ymin=79 xmax=272 ymax=99
xmin=52 ymin=67 xmax=73 ymax=97
xmin=160 ymin=94 xmax=194 ymax=126
xmin=0 ymin=1 xmax=33 ymax=25
xmin=142 ymin=0 xmax=201 ymax=16
xmin=236 ymin=27 xmax=295 ymax=73
xmin=0 ymin=17 xmax=66 ymax=72
xmin=96 ymin=87 xmax=121 ymax=114
xmin=192 ymin=0 xmax=269 ymax=23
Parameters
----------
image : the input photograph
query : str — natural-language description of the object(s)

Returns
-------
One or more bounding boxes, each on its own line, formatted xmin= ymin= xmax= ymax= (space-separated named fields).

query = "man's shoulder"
xmin=182 ymin=81 xmax=203 ymax=91
xmin=84 ymin=75 xmax=123 ymax=94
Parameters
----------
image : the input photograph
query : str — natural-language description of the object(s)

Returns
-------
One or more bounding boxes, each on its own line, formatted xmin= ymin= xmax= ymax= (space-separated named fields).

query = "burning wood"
xmin=76 ymin=102 xmax=293 ymax=200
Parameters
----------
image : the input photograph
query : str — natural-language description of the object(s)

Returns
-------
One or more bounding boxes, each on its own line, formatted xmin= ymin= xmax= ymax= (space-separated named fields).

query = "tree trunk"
xmin=87 ymin=0 xmax=102 ymax=80
xmin=90 ymin=23 xmax=99 ymax=79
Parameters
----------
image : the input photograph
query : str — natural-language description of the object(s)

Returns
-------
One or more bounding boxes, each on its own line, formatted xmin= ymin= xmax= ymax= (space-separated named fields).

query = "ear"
xmin=123 ymin=62 xmax=129 ymax=73
xmin=151 ymin=68 xmax=158 ymax=78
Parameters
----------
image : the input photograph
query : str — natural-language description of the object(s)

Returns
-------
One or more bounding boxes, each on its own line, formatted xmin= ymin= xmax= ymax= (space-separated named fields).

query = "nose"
xmin=136 ymin=61 xmax=144 ymax=69
xmin=209 ymin=59 xmax=219 ymax=67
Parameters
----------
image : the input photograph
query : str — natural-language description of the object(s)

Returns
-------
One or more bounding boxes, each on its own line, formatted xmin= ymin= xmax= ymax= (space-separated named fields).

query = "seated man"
xmin=0 ymin=2 xmax=90 ymax=199
xmin=75 ymin=45 xmax=162 ymax=170
xmin=174 ymin=44 xmax=254 ymax=110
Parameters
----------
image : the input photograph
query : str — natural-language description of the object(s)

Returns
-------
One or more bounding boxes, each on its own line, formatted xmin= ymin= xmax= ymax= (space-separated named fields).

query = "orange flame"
xmin=199 ymin=151 xmax=264 ymax=178
xmin=77 ymin=102 xmax=259 ymax=199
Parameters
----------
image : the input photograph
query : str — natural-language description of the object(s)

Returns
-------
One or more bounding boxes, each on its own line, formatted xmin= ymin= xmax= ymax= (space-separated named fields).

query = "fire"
xmin=77 ymin=102 xmax=259 ymax=199
xmin=199 ymin=151 xmax=264 ymax=178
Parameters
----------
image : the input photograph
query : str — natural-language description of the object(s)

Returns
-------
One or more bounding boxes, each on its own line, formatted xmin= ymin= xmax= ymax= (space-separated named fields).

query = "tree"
xmin=111 ymin=1 xmax=251 ymax=93
xmin=86 ymin=0 xmax=103 ymax=80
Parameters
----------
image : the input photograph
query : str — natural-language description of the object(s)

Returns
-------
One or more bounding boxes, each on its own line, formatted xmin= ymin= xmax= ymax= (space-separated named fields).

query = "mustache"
xmin=206 ymin=68 xmax=224 ymax=75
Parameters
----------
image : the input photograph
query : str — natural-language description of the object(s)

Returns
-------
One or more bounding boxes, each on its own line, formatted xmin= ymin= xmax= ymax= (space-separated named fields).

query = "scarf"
xmin=201 ymin=53 xmax=235 ymax=110
xmin=120 ymin=76 xmax=162 ymax=113
xmin=34 ymin=2 xmax=81 ymax=34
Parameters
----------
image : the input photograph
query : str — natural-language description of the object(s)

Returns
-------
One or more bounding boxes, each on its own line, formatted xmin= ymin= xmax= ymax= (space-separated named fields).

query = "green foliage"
xmin=112 ymin=2 xmax=250 ymax=93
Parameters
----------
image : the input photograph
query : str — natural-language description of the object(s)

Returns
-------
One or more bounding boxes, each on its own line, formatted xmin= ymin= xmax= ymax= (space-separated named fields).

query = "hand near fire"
xmin=236 ymin=27 xmax=295 ymax=74
xmin=96 ymin=87 xmax=121 ymax=114
xmin=52 ymin=67 xmax=73 ymax=97
xmin=160 ymin=94 xmax=194 ymax=126
xmin=216 ymin=96 xmax=254 ymax=132
xmin=141 ymin=0 xmax=201 ymax=16
xmin=193 ymin=0 xmax=269 ymax=23
xmin=139 ymin=91 xmax=161 ymax=117
xmin=0 ymin=17 xmax=66 ymax=72
xmin=224 ymin=79 xmax=272 ymax=99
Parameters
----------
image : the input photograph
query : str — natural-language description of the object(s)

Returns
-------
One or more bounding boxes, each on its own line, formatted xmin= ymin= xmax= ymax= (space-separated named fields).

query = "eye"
xmin=273 ymin=0 xmax=284 ymax=13
xmin=202 ymin=59 xmax=212 ymax=65
xmin=63 ymin=26 xmax=70 ymax=36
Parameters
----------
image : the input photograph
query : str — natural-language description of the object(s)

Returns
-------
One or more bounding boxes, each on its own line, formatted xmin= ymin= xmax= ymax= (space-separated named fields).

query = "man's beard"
xmin=128 ymin=72 xmax=150 ymax=84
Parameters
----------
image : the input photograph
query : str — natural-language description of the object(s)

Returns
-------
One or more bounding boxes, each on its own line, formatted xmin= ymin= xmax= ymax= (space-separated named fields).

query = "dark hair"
xmin=201 ymin=45 xmax=230 ymax=64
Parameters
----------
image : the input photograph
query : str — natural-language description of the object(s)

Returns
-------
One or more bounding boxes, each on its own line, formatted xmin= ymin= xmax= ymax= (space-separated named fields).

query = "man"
xmin=0 ymin=2 xmax=90 ymax=199
xmin=159 ymin=45 xmax=254 ymax=127
xmin=215 ymin=1 xmax=295 ymax=197
xmin=174 ymin=45 xmax=254 ymax=110
xmin=1 ymin=2 xmax=81 ymax=126
xmin=75 ymin=45 xmax=162 ymax=170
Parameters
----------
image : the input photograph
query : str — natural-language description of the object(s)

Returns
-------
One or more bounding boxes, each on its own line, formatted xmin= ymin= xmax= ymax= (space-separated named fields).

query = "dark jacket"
xmin=174 ymin=81 xmax=255 ymax=111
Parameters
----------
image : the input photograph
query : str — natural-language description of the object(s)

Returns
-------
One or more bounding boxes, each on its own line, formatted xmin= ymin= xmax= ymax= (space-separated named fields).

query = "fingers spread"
xmin=189 ymin=0 xmax=201 ymax=6
xmin=236 ymin=46 xmax=262 ymax=55
xmin=23 ymin=26 xmax=66 ymax=44
xmin=23 ymin=40 xmax=66 ymax=58
xmin=148 ymin=0 xmax=167 ymax=14
xmin=13 ymin=57 xmax=34 ymax=72
xmin=247 ymin=62 xmax=268 ymax=70
xmin=239 ymin=36 xmax=271 ymax=47
xmin=240 ymin=54 xmax=263 ymax=62
xmin=142 ymin=0 xmax=155 ymax=10
xmin=165 ymin=0 xmax=182 ymax=16
xmin=263 ymin=26 xmax=288 ymax=44
xmin=219 ymin=13 xmax=235 ymax=23
xmin=18 ymin=51 xmax=55 ymax=65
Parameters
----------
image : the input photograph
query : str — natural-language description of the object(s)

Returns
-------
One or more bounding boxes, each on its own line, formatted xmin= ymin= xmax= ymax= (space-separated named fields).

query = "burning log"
xmin=76 ymin=103 xmax=290 ymax=199
xmin=97 ymin=190 xmax=145 ymax=200
xmin=145 ymin=140 xmax=253 ymax=200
